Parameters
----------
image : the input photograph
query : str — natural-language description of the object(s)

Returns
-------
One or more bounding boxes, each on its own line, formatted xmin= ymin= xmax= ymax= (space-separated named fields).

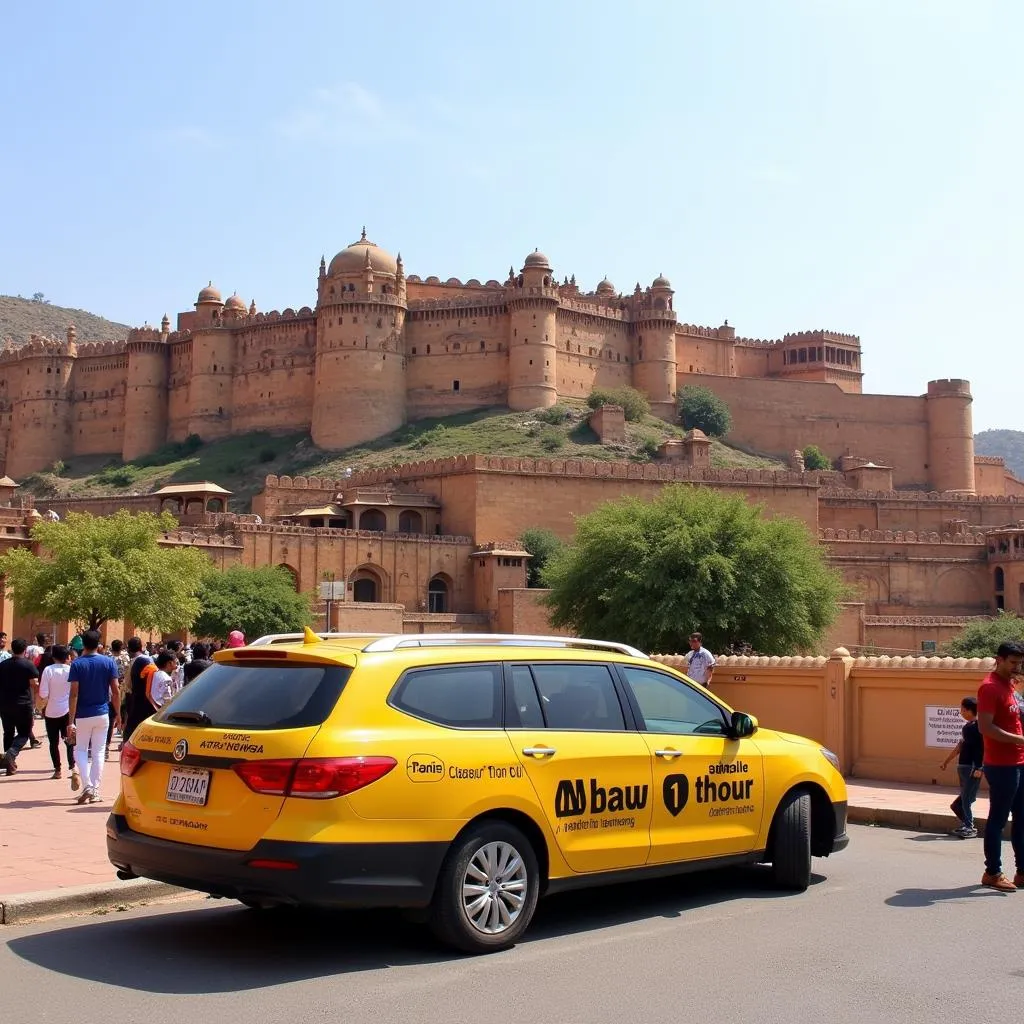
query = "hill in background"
xmin=17 ymin=404 xmax=784 ymax=511
xmin=975 ymin=429 xmax=1024 ymax=478
xmin=0 ymin=294 xmax=131 ymax=345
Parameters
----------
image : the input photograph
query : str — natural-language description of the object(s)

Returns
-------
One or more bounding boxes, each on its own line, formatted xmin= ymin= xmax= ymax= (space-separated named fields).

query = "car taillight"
xmin=120 ymin=741 xmax=142 ymax=777
xmin=233 ymin=759 xmax=295 ymax=796
xmin=233 ymin=757 xmax=396 ymax=799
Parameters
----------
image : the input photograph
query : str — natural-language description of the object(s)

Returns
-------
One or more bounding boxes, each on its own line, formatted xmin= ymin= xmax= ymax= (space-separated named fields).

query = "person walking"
xmin=38 ymin=644 xmax=76 ymax=783
xmin=684 ymin=632 xmax=716 ymax=690
xmin=123 ymin=638 xmax=157 ymax=741
xmin=940 ymin=696 xmax=984 ymax=838
xmin=67 ymin=630 xmax=120 ymax=804
xmin=977 ymin=641 xmax=1024 ymax=891
xmin=0 ymin=638 xmax=41 ymax=775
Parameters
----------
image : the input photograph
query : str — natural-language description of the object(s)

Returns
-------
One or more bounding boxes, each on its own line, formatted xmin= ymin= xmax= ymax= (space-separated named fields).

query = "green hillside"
xmin=976 ymin=429 xmax=1024 ymax=478
xmin=0 ymin=294 xmax=130 ymax=345
xmin=18 ymin=404 xmax=784 ymax=511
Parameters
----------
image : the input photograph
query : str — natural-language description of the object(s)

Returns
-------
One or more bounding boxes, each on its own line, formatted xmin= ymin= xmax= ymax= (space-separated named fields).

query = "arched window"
xmin=399 ymin=510 xmax=423 ymax=534
xmin=995 ymin=567 xmax=1005 ymax=591
xmin=277 ymin=564 xmax=299 ymax=591
xmin=353 ymin=577 xmax=378 ymax=602
xmin=428 ymin=576 xmax=449 ymax=613
xmin=359 ymin=508 xmax=386 ymax=532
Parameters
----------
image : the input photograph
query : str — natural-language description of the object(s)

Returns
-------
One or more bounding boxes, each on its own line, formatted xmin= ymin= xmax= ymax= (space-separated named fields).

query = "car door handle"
xmin=522 ymin=746 xmax=557 ymax=758
xmin=654 ymin=749 xmax=683 ymax=759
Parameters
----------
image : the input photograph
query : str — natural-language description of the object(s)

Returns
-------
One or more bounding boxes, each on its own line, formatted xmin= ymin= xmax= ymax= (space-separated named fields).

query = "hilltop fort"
xmin=0 ymin=230 xmax=911 ymax=482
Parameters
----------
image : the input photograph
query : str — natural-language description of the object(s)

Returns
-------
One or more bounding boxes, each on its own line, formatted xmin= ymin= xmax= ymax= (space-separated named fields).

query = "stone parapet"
xmin=819 ymin=527 xmax=986 ymax=544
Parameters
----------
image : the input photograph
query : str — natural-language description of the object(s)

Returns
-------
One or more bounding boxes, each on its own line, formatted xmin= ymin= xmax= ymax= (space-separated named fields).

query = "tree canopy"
xmin=0 ymin=509 xmax=209 ymax=632
xmin=541 ymin=485 xmax=845 ymax=655
xmin=192 ymin=565 xmax=313 ymax=641
xmin=520 ymin=527 xmax=564 ymax=588
xmin=677 ymin=385 xmax=731 ymax=437
xmin=943 ymin=612 xmax=1024 ymax=659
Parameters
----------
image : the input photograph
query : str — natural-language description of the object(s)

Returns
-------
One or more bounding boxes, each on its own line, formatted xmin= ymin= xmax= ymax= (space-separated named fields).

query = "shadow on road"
xmin=885 ymin=884 xmax=1002 ymax=907
xmin=6 ymin=864 xmax=825 ymax=993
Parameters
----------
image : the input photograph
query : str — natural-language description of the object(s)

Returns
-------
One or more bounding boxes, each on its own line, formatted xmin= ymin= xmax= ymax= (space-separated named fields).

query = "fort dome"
xmin=328 ymin=229 xmax=398 ymax=277
xmin=596 ymin=277 xmax=615 ymax=296
xmin=224 ymin=293 xmax=246 ymax=311
xmin=523 ymin=249 xmax=551 ymax=269
xmin=197 ymin=283 xmax=222 ymax=304
xmin=652 ymin=274 xmax=672 ymax=289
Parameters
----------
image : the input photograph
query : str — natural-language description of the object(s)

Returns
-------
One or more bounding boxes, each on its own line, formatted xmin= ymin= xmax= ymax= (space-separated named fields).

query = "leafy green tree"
xmin=943 ymin=613 xmax=1024 ymax=658
xmin=0 ymin=510 xmax=208 ymax=632
xmin=542 ymin=485 xmax=844 ymax=654
xmin=802 ymin=445 xmax=831 ymax=471
xmin=521 ymin=528 xmax=565 ymax=588
xmin=677 ymin=385 xmax=731 ymax=437
xmin=586 ymin=386 xmax=651 ymax=422
xmin=192 ymin=565 xmax=313 ymax=641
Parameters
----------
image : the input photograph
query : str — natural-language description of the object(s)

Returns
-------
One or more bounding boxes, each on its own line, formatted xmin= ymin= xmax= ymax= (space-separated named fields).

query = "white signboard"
xmin=318 ymin=582 xmax=346 ymax=601
xmin=925 ymin=705 xmax=963 ymax=749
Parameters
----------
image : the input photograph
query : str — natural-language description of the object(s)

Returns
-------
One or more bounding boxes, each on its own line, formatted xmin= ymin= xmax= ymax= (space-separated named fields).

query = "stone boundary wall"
xmin=654 ymin=649 xmax=997 ymax=784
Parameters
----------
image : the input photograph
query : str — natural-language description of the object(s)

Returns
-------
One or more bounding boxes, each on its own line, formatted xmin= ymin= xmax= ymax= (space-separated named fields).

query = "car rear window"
xmin=154 ymin=661 xmax=351 ymax=730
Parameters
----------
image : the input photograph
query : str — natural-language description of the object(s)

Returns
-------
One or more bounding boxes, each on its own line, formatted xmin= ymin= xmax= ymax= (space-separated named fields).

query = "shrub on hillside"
xmin=802 ymin=445 xmax=831 ymax=471
xmin=635 ymin=430 xmax=662 ymax=460
xmin=539 ymin=427 xmax=565 ymax=452
xmin=586 ymin=386 xmax=650 ymax=423
xmin=95 ymin=465 xmax=140 ymax=488
xmin=677 ymin=385 xmax=731 ymax=437
xmin=259 ymin=448 xmax=278 ymax=463
xmin=535 ymin=404 xmax=572 ymax=425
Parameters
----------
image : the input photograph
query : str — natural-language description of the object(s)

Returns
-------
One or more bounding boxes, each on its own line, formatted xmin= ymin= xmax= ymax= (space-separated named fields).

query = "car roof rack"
xmin=359 ymin=633 xmax=648 ymax=658
xmin=249 ymin=632 xmax=389 ymax=647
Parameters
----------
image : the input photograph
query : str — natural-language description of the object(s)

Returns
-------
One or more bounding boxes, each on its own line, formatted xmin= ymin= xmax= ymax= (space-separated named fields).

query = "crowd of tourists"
xmin=0 ymin=627 xmax=244 ymax=802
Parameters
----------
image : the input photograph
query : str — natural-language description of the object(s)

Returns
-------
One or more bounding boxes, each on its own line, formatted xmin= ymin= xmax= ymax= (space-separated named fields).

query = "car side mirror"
xmin=730 ymin=711 xmax=758 ymax=739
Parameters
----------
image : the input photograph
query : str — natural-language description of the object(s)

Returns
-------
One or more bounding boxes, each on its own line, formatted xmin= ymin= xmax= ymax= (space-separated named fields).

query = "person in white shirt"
xmin=38 ymin=644 xmax=75 ymax=782
xmin=684 ymin=632 xmax=716 ymax=689
xmin=150 ymin=651 xmax=178 ymax=709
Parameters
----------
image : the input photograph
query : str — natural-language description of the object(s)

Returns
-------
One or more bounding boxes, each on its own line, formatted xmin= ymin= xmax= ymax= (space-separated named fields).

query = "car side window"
xmin=509 ymin=665 xmax=545 ymax=728
xmin=390 ymin=663 xmax=502 ymax=729
xmin=621 ymin=666 xmax=728 ymax=736
xmin=530 ymin=663 xmax=626 ymax=731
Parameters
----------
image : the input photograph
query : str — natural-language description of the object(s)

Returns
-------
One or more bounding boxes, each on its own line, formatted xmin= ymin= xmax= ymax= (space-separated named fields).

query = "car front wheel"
xmin=770 ymin=790 xmax=812 ymax=891
xmin=429 ymin=821 xmax=540 ymax=954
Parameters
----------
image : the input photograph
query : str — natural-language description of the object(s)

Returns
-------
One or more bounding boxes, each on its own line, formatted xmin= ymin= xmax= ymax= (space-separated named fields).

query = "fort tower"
xmin=311 ymin=231 xmax=408 ymax=449
xmin=507 ymin=250 xmax=559 ymax=411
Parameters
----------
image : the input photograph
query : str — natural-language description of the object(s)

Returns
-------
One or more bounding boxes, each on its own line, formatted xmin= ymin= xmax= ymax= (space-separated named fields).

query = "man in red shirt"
xmin=977 ymin=640 xmax=1024 ymax=891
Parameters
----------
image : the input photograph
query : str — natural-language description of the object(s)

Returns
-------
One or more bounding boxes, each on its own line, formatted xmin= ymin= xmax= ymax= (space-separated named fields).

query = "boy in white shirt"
xmin=38 ymin=644 xmax=76 ymax=783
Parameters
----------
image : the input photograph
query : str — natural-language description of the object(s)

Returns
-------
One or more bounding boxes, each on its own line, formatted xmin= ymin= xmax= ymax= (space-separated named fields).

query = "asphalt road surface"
xmin=3 ymin=824 xmax=1021 ymax=1024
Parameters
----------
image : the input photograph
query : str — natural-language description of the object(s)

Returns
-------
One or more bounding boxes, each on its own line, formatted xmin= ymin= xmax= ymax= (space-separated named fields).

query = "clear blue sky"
xmin=2 ymin=0 xmax=1020 ymax=431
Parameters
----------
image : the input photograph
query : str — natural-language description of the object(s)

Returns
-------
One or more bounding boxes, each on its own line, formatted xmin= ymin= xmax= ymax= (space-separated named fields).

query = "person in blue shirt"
xmin=67 ymin=630 xmax=120 ymax=805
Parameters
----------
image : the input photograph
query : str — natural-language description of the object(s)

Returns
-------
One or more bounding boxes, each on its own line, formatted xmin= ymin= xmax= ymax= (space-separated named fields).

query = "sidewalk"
xmin=0 ymin=740 xmax=998 ymax=917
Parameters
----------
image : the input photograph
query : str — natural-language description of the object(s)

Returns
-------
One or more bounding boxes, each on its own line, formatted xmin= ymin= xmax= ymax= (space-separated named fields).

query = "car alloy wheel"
xmin=461 ymin=840 xmax=528 ymax=935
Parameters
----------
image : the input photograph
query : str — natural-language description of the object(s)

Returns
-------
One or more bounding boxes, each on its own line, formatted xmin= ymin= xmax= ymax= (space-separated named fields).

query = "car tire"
xmin=429 ymin=821 xmax=540 ymax=954
xmin=770 ymin=790 xmax=811 ymax=891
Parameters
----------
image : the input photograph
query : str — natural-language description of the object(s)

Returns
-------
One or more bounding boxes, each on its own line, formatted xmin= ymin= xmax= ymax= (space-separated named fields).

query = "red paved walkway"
xmin=0 ymin=739 xmax=993 ymax=901
xmin=0 ymin=737 xmax=121 ymax=896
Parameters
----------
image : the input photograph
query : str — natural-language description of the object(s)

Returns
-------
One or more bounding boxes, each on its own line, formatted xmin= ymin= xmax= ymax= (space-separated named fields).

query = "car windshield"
xmin=154 ymin=660 xmax=351 ymax=730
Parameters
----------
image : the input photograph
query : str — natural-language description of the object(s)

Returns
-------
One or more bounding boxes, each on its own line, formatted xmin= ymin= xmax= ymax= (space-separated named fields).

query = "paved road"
xmin=2 ymin=825 xmax=1021 ymax=1023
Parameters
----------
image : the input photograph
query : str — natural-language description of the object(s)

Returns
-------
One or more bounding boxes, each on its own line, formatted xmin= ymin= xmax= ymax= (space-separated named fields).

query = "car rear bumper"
xmin=106 ymin=814 xmax=448 ymax=909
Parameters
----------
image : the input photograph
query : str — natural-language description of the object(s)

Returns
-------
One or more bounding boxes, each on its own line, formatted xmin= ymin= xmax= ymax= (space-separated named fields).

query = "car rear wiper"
xmin=165 ymin=709 xmax=213 ymax=725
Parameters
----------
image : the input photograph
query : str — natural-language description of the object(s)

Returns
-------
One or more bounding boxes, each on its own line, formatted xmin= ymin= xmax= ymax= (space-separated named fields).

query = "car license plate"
xmin=166 ymin=766 xmax=210 ymax=806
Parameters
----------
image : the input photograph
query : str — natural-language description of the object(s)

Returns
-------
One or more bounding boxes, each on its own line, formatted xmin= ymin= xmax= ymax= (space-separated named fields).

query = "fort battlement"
xmin=820 ymin=487 xmax=1024 ymax=504
xmin=263 ymin=456 xmax=823 ymax=492
xmin=819 ymin=527 xmax=986 ymax=545
xmin=77 ymin=340 xmax=128 ymax=358
xmin=783 ymin=329 xmax=861 ymax=346
xmin=927 ymin=378 xmax=972 ymax=397
xmin=407 ymin=275 xmax=504 ymax=288
xmin=0 ymin=334 xmax=76 ymax=363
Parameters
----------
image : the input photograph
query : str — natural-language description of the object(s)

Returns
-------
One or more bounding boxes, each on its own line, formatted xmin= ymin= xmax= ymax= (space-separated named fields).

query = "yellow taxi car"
xmin=107 ymin=631 xmax=848 ymax=953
